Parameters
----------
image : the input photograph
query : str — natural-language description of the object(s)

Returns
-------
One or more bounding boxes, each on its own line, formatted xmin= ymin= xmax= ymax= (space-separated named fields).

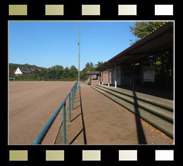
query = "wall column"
xmin=115 ymin=64 xmax=117 ymax=88
xmin=133 ymin=55 xmax=135 ymax=92
xmin=108 ymin=69 xmax=110 ymax=86
xmin=98 ymin=75 xmax=101 ymax=85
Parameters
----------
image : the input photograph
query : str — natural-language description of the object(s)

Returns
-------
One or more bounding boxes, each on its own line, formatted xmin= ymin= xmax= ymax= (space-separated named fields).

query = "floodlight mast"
xmin=77 ymin=22 xmax=81 ymax=87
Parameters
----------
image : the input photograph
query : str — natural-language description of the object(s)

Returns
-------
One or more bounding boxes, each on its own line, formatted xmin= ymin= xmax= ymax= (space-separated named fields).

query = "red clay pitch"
xmin=9 ymin=81 xmax=75 ymax=145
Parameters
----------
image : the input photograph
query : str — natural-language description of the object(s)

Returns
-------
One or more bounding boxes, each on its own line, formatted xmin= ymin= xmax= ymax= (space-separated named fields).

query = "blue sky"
xmin=9 ymin=21 xmax=137 ymax=70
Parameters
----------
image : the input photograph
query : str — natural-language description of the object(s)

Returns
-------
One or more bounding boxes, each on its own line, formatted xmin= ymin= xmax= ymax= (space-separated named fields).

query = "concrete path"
xmin=55 ymin=83 xmax=173 ymax=145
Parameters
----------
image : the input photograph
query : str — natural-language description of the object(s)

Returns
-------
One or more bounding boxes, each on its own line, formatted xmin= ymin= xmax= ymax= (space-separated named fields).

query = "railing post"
xmin=69 ymin=92 xmax=71 ymax=122
xmin=63 ymin=103 xmax=66 ymax=145
xmin=74 ymin=84 xmax=76 ymax=98
xmin=72 ymin=89 xmax=74 ymax=110
xmin=74 ymin=83 xmax=77 ymax=98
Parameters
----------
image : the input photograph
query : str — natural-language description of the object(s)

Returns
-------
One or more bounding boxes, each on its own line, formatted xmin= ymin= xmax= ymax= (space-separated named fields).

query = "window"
xmin=91 ymin=74 xmax=98 ymax=80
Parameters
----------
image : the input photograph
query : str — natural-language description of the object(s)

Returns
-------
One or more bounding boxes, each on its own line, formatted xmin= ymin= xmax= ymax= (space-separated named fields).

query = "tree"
xmin=39 ymin=69 xmax=47 ymax=79
xmin=95 ymin=61 xmax=105 ymax=71
xmin=43 ymin=72 xmax=49 ymax=80
xmin=129 ymin=22 xmax=165 ymax=44
xmin=95 ymin=61 xmax=103 ymax=68
xmin=70 ymin=65 xmax=78 ymax=78
xmin=47 ymin=68 xmax=56 ymax=80
xmin=56 ymin=69 xmax=63 ymax=80
xmin=62 ymin=67 xmax=70 ymax=78
xmin=80 ymin=62 xmax=95 ymax=81
xmin=32 ymin=69 xmax=39 ymax=80
xmin=54 ymin=65 xmax=64 ymax=80
xmin=85 ymin=62 xmax=94 ymax=68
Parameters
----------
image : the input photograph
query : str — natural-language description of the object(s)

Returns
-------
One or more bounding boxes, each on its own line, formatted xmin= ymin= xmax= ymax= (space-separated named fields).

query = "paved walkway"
xmin=55 ymin=83 xmax=173 ymax=145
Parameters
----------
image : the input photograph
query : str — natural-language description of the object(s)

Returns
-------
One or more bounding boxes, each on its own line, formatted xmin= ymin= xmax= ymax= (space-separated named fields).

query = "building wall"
xmin=91 ymin=79 xmax=100 ymax=85
xmin=88 ymin=75 xmax=101 ymax=85
xmin=101 ymin=70 xmax=109 ymax=84
xmin=120 ymin=64 xmax=142 ymax=86
xmin=110 ymin=64 xmax=141 ymax=87
xmin=121 ymin=65 xmax=133 ymax=86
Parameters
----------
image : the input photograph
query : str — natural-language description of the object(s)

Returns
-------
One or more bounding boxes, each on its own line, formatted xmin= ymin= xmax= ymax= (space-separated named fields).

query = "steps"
xmin=92 ymin=84 xmax=173 ymax=138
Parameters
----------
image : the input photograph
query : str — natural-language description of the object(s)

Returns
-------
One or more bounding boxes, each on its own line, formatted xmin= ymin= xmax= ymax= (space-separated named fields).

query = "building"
xmin=96 ymin=22 xmax=173 ymax=91
xmin=14 ymin=67 xmax=34 ymax=75
xmin=85 ymin=71 xmax=101 ymax=85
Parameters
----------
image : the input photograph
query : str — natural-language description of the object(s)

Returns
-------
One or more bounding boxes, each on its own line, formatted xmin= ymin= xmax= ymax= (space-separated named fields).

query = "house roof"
xmin=19 ymin=67 xmax=34 ymax=74
xmin=86 ymin=71 xmax=101 ymax=75
xmin=96 ymin=22 xmax=173 ymax=70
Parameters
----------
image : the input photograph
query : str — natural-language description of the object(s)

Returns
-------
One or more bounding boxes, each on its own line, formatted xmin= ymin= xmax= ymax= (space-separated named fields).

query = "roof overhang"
xmin=86 ymin=71 xmax=101 ymax=75
xmin=96 ymin=22 xmax=173 ymax=70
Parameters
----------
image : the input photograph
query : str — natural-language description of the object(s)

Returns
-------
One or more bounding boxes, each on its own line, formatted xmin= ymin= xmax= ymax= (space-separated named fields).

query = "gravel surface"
xmin=9 ymin=81 xmax=75 ymax=145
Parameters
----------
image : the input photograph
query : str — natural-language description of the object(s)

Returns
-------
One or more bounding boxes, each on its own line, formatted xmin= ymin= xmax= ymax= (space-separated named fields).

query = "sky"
xmin=9 ymin=21 xmax=137 ymax=70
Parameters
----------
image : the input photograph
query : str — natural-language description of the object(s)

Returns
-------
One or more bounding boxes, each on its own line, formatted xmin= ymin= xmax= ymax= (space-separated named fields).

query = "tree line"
xmin=10 ymin=61 xmax=103 ymax=81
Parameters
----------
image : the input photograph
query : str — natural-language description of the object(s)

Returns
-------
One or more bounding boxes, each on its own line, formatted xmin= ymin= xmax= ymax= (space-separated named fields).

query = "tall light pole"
xmin=77 ymin=22 xmax=81 ymax=87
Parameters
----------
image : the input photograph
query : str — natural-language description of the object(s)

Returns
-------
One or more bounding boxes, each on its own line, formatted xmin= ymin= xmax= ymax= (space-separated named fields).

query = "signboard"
xmin=143 ymin=66 xmax=155 ymax=82
xmin=91 ymin=74 xmax=97 ymax=80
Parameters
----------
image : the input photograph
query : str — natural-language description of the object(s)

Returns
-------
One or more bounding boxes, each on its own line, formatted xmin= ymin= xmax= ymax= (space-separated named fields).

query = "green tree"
xmin=62 ymin=67 xmax=70 ymax=78
xmin=95 ymin=61 xmax=103 ymax=68
xmin=85 ymin=62 xmax=94 ymax=68
xmin=70 ymin=65 xmax=78 ymax=78
xmin=129 ymin=22 xmax=165 ymax=44
xmin=46 ymin=68 xmax=56 ymax=80
xmin=53 ymin=65 xmax=64 ymax=80
xmin=32 ymin=69 xmax=40 ymax=80
xmin=80 ymin=62 xmax=95 ymax=80
xmin=39 ymin=69 xmax=47 ymax=80
xmin=43 ymin=71 xmax=49 ymax=80
xmin=56 ymin=69 xmax=63 ymax=80
xmin=95 ymin=61 xmax=105 ymax=71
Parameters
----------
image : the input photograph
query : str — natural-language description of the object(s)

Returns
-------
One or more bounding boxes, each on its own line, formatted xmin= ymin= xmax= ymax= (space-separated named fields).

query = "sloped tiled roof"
xmin=19 ymin=67 xmax=34 ymax=74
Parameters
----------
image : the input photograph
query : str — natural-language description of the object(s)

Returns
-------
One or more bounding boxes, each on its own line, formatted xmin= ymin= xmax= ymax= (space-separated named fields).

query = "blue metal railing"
xmin=31 ymin=82 xmax=78 ymax=145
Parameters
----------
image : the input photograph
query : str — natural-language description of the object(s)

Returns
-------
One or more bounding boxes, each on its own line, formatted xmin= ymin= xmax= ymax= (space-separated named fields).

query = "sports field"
xmin=9 ymin=81 xmax=75 ymax=145
xmin=9 ymin=81 xmax=173 ymax=145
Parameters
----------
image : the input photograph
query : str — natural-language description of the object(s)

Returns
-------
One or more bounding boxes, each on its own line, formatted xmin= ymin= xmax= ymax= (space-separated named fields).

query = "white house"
xmin=14 ymin=67 xmax=22 ymax=75
xmin=14 ymin=67 xmax=33 ymax=75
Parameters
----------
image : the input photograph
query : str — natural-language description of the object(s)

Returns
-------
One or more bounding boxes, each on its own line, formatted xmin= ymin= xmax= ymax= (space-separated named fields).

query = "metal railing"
xmin=31 ymin=82 xmax=78 ymax=145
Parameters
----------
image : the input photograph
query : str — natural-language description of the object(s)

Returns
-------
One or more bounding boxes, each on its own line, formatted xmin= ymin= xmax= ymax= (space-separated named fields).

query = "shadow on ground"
xmin=133 ymin=91 xmax=147 ymax=144
xmin=54 ymin=87 xmax=87 ymax=145
xmin=69 ymin=87 xmax=87 ymax=145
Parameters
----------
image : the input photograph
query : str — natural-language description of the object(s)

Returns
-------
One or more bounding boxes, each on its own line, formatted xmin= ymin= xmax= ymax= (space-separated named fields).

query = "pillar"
xmin=133 ymin=55 xmax=135 ymax=92
xmin=102 ymin=72 xmax=103 ymax=85
xmin=115 ymin=64 xmax=117 ymax=88
xmin=108 ymin=69 xmax=110 ymax=86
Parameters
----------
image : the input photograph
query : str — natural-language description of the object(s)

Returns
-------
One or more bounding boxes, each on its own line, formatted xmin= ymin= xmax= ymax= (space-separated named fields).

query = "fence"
xmin=31 ymin=82 xmax=78 ymax=145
